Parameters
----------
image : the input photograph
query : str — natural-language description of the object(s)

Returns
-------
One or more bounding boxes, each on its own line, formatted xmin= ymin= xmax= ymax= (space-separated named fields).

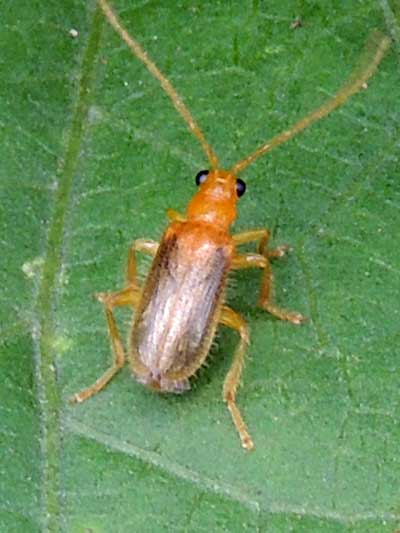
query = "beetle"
xmin=71 ymin=0 xmax=390 ymax=450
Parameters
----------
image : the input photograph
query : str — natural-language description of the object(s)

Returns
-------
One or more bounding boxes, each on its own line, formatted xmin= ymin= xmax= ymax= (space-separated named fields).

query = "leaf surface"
xmin=1 ymin=1 xmax=399 ymax=531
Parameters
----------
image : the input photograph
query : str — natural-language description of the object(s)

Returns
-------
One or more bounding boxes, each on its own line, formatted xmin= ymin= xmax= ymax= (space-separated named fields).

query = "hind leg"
xmin=219 ymin=305 xmax=253 ymax=450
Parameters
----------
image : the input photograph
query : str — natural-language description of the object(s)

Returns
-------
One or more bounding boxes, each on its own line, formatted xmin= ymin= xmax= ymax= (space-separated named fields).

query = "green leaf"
xmin=1 ymin=1 xmax=399 ymax=531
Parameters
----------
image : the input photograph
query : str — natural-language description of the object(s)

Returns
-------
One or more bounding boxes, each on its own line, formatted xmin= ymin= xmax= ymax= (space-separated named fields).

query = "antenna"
xmin=98 ymin=0 xmax=220 ymax=169
xmin=230 ymin=33 xmax=390 ymax=175
xmin=98 ymin=1 xmax=390 ymax=177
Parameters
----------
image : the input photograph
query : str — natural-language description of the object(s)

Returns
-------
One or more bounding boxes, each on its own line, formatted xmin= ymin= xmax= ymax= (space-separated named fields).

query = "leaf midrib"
xmin=34 ymin=6 xmax=104 ymax=531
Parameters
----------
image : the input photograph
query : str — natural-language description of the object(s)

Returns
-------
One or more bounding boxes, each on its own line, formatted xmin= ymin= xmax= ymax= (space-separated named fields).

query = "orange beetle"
xmin=71 ymin=0 xmax=390 ymax=450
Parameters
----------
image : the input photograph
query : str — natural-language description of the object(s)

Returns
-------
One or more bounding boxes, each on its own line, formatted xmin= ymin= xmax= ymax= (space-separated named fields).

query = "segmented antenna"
xmin=98 ymin=1 xmax=390 ymax=177
xmin=98 ymin=0 xmax=219 ymax=169
xmin=230 ymin=32 xmax=390 ymax=175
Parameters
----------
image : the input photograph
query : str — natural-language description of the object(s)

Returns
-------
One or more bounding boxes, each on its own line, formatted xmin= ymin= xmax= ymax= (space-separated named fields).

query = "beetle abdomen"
xmin=130 ymin=221 xmax=232 ymax=391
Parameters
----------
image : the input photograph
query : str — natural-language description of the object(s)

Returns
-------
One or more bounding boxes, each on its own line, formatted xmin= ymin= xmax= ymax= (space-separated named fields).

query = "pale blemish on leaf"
xmin=22 ymin=256 xmax=45 ymax=279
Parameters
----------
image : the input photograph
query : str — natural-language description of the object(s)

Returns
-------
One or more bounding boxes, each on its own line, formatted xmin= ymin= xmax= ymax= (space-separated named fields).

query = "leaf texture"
xmin=1 ymin=1 xmax=399 ymax=531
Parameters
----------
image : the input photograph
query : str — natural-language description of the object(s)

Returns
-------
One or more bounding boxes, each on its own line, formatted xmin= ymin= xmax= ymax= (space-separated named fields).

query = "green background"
xmin=1 ymin=1 xmax=399 ymax=531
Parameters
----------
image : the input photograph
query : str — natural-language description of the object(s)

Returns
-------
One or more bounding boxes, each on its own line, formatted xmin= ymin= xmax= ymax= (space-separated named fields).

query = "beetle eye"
xmin=236 ymin=178 xmax=246 ymax=197
xmin=195 ymin=169 xmax=209 ymax=186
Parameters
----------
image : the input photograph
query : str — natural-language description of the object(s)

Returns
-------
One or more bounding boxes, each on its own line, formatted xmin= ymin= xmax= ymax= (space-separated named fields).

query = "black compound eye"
xmin=236 ymin=178 xmax=246 ymax=197
xmin=195 ymin=169 xmax=209 ymax=186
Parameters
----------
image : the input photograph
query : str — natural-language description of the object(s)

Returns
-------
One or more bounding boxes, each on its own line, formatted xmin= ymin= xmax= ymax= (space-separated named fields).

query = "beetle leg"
xmin=233 ymin=228 xmax=288 ymax=258
xmin=231 ymin=252 xmax=267 ymax=270
xmin=71 ymin=287 xmax=141 ymax=402
xmin=219 ymin=305 xmax=253 ymax=451
xmin=70 ymin=286 xmax=142 ymax=403
xmin=233 ymin=228 xmax=269 ymax=247
xmin=257 ymin=254 xmax=305 ymax=324
xmin=166 ymin=208 xmax=186 ymax=222
xmin=128 ymin=238 xmax=159 ymax=285
xmin=232 ymin=250 xmax=305 ymax=324
xmin=71 ymin=239 xmax=159 ymax=403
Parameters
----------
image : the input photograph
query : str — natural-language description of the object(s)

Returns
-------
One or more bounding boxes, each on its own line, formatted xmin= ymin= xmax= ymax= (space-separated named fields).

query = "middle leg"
xmin=232 ymin=229 xmax=305 ymax=324
xmin=70 ymin=285 xmax=142 ymax=403
xmin=233 ymin=228 xmax=288 ymax=258
xmin=71 ymin=237 xmax=159 ymax=403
